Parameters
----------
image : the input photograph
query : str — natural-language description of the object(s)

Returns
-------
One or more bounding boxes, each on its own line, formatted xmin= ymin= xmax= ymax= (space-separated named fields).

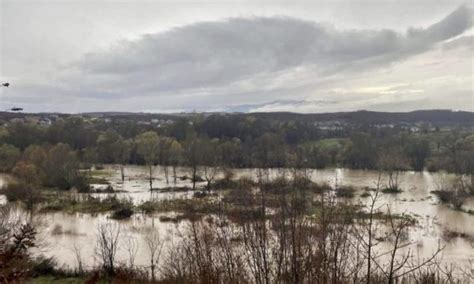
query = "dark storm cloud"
xmin=73 ymin=5 xmax=472 ymax=97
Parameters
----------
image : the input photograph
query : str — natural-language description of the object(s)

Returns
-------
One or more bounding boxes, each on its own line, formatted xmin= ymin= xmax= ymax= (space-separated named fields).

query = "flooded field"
xmin=1 ymin=166 xmax=473 ymax=272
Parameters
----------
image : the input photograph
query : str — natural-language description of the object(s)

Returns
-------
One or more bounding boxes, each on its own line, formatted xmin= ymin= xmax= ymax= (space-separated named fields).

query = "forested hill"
xmin=1 ymin=109 xmax=472 ymax=127
xmin=0 ymin=108 xmax=472 ymax=174
xmin=61 ymin=109 xmax=474 ymax=126
xmin=244 ymin=110 xmax=474 ymax=126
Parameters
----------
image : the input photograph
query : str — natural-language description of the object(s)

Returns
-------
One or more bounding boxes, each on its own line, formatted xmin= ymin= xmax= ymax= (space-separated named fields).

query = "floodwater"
xmin=0 ymin=173 xmax=11 ymax=205
xmin=1 ymin=166 xmax=473 ymax=272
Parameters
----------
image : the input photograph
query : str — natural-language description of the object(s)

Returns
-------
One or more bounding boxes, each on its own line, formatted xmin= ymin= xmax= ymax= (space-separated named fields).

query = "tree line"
xmin=0 ymin=116 xmax=472 ymax=190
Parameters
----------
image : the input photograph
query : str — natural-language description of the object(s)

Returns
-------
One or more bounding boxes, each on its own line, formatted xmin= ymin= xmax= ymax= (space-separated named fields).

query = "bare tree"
xmin=212 ymin=212 xmax=248 ymax=283
xmin=365 ymin=173 xmax=383 ymax=284
xmin=202 ymin=165 xmax=219 ymax=192
xmin=144 ymin=230 xmax=165 ymax=281
xmin=157 ymin=136 xmax=174 ymax=185
xmin=95 ymin=222 xmax=121 ymax=275
xmin=117 ymin=139 xmax=132 ymax=183
xmin=355 ymin=173 xmax=444 ymax=283
xmin=377 ymin=207 xmax=443 ymax=284
xmin=183 ymin=133 xmax=205 ymax=191
xmin=240 ymin=173 xmax=272 ymax=284
xmin=72 ymin=243 xmax=84 ymax=274
xmin=123 ymin=234 xmax=139 ymax=269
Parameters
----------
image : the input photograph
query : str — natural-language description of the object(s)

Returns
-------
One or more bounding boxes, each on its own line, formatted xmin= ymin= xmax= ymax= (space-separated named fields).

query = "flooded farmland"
xmin=1 ymin=166 xmax=472 ymax=273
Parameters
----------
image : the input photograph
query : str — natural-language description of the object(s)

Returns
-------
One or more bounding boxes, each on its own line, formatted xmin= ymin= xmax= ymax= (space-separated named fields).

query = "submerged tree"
xmin=169 ymin=139 xmax=183 ymax=185
xmin=144 ymin=230 xmax=164 ymax=282
xmin=184 ymin=133 xmax=205 ymax=190
xmin=377 ymin=146 xmax=409 ymax=192
xmin=11 ymin=161 xmax=42 ymax=213
xmin=116 ymin=139 xmax=132 ymax=183
xmin=345 ymin=132 xmax=378 ymax=169
xmin=136 ymin=131 xmax=159 ymax=190
xmin=42 ymin=143 xmax=84 ymax=190
xmin=157 ymin=136 xmax=174 ymax=185
xmin=405 ymin=138 xmax=430 ymax=172
xmin=95 ymin=222 xmax=121 ymax=276
xmin=454 ymin=135 xmax=474 ymax=192
xmin=201 ymin=138 xmax=220 ymax=191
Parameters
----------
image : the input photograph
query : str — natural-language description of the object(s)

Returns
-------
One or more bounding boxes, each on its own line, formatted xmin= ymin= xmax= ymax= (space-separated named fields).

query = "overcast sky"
xmin=0 ymin=0 xmax=472 ymax=113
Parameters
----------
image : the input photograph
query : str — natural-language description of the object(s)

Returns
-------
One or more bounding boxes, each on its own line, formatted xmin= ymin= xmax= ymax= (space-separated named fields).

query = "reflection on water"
xmin=1 ymin=166 xmax=473 ymax=270
xmin=0 ymin=173 xmax=11 ymax=205
xmin=90 ymin=165 xmax=203 ymax=204
xmin=34 ymin=211 xmax=187 ymax=269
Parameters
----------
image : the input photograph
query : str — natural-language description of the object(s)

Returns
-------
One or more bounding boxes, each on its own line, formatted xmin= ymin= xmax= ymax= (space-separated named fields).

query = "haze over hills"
xmin=1 ymin=109 xmax=473 ymax=127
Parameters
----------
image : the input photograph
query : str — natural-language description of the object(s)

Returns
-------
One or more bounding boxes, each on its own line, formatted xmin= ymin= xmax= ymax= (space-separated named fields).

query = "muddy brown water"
xmin=0 ymin=166 xmax=473 ymax=272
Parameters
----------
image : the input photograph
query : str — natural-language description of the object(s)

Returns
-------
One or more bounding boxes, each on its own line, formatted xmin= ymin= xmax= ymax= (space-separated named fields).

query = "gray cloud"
xmin=442 ymin=35 xmax=473 ymax=50
xmin=71 ymin=5 xmax=472 ymax=98
xmin=2 ymin=2 xmax=472 ymax=113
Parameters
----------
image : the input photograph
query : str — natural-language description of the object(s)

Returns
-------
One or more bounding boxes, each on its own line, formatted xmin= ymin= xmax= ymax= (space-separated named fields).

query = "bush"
xmin=40 ymin=195 xmax=133 ymax=214
xmin=293 ymin=175 xmax=314 ymax=189
xmin=193 ymin=191 xmax=208 ymax=198
xmin=260 ymin=176 xmax=290 ymax=194
xmin=30 ymin=257 xmax=58 ymax=277
xmin=159 ymin=214 xmax=193 ymax=223
xmin=71 ymin=175 xmax=90 ymax=193
xmin=192 ymin=175 xmax=205 ymax=182
xmin=110 ymin=207 xmax=134 ymax=220
xmin=51 ymin=224 xmax=63 ymax=235
xmin=212 ymin=178 xmax=238 ymax=190
xmin=432 ymin=190 xmax=465 ymax=210
xmin=213 ymin=176 xmax=257 ymax=191
xmin=0 ymin=221 xmax=37 ymax=282
xmin=336 ymin=186 xmax=356 ymax=198
xmin=223 ymin=187 xmax=253 ymax=207
xmin=236 ymin=177 xmax=257 ymax=189
xmin=2 ymin=182 xmax=42 ymax=210
xmin=40 ymin=201 xmax=65 ymax=212
xmin=261 ymin=175 xmax=328 ymax=195
xmin=312 ymin=182 xmax=332 ymax=193
xmin=382 ymin=186 xmax=402 ymax=194
xmin=153 ymin=186 xmax=192 ymax=192
xmin=87 ymin=176 xmax=109 ymax=185
xmin=137 ymin=201 xmax=158 ymax=214
xmin=2 ymin=183 xmax=28 ymax=202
